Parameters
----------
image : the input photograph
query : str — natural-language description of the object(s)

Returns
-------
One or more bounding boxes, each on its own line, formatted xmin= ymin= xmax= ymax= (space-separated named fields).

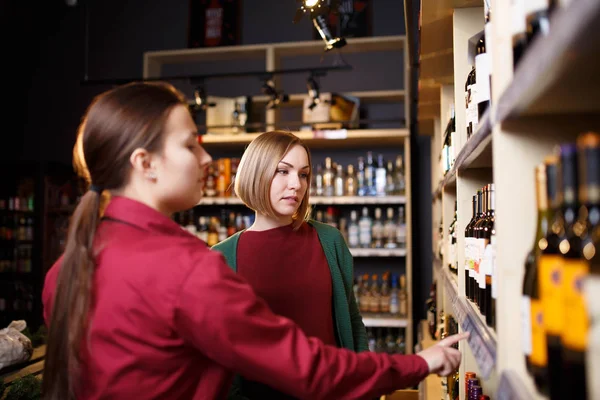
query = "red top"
xmin=42 ymin=196 xmax=429 ymax=400
xmin=238 ymin=222 xmax=337 ymax=347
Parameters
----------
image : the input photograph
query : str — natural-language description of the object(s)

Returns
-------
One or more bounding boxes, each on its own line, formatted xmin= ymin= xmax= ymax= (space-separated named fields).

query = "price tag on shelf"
xmin=457 ymin=299 xmax=496 ymax=379
xmin=313 ymin=129 xmax=348 ymax=140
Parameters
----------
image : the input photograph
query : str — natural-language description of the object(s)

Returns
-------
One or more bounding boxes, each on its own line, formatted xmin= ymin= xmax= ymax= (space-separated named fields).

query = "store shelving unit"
xmin=144 ymin=34 xmax=416 ymax=352
xmin=418 ymin=0 xmax=600 ymax=399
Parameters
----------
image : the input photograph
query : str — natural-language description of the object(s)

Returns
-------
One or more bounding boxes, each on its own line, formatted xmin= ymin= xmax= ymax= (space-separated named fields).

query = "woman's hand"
xmin=417 ymin=332 xmax=469 ymax=376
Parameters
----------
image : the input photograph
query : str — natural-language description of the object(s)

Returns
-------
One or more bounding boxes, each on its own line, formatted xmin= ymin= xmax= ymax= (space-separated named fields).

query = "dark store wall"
xmin=2 ymin=0 xmax=431 ymax=328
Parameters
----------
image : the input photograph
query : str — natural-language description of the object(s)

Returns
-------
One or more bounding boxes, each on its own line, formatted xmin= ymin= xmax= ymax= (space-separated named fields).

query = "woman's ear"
xmin=129 ymin=148 xmax=157 ymax=182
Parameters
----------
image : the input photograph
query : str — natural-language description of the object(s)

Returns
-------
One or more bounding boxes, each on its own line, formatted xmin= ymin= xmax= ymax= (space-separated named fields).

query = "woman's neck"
xmin=248 ymin=212 xmax=293 ymax=231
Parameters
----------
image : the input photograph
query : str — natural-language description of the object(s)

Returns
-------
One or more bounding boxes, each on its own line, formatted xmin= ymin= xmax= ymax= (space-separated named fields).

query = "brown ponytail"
xmin=43 ymin=190 xmax=102 ymax=399
xmin=42 ymin=81 xmax=188 ymax=399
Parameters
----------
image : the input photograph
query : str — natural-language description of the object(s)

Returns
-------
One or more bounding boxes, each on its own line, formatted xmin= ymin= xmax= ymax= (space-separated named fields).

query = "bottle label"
xmin=561 ymin=259 xmax=590 ymax=351
xmin=480 ymin=242 xmax=494 ymax=289
xmin=521 ymin=295 xmax=532 ymax=356
xmin=375 ymin=168 xmax=387 ymax=196
xmin=465 ymin=237 xmax=475 ymax=275
xmin=530 ymin=298 xmax=548 ymax=366
xmin=539 ymin=254 xmax=564 ymax=336
xmin=474 ymin=238 xmax=486 ymax=285
xmin=348 ymin=226 xmax=359 ymax=248
xmin=475 ymin=53 xmax=491 ymax=104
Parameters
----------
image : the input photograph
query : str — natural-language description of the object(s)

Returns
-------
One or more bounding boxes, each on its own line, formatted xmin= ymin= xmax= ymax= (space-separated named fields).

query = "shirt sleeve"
xmin=173 ymin=250 xmax=429 ymax=400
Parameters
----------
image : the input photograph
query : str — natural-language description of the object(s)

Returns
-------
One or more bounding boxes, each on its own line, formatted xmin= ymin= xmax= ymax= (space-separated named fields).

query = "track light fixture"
xmin=293 ymin=0 xmax=347 ymax=52
xmin=261 ymin=79 xmax=289 ymax=109
xmin=192 ymin=87 xmax=216 ymax=112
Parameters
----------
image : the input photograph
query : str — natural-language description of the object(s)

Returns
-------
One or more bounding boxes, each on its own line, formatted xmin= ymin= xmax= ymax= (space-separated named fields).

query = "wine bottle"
xmin=465 ymin=194 xmax=478 ymax=301
xmin=522 ymin=164 xmax=550 ymax=395
xmin=539 ymin=152 xmax=565 ymax=400
xmin=475 ymin=33 xmax=491 ymax=120
xmin=481 ymin=184 xmax=495 ymax=327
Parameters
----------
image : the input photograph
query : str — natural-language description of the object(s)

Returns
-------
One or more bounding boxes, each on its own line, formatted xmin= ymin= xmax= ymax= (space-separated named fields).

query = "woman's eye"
xmin=277 ymin=169 xmax=288 ymax=175
xmin=300 ymin=173 xmax=309 ymax=179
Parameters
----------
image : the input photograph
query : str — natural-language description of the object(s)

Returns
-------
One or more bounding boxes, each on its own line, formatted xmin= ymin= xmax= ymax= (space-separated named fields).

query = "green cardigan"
xmin=212 ymin=220 xmax=368 ymax=353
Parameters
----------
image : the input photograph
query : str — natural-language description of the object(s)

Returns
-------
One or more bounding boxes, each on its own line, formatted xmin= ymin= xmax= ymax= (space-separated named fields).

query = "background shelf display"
xmin=149 ymin=33 xmax=416 ymax=340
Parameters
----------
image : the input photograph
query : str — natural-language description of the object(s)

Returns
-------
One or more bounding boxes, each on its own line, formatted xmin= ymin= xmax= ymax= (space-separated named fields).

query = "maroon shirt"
xmin=238 ymin=222 xmax=337 ymax=347
xmin=237 ymin=223 xmax=337 ymax=399
xmin=42 ymin=196 xmax=429 ymax=400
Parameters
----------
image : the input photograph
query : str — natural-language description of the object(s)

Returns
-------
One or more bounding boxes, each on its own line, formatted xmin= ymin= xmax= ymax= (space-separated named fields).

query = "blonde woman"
xmin=213 ymin=131 xmax=366 ymax=399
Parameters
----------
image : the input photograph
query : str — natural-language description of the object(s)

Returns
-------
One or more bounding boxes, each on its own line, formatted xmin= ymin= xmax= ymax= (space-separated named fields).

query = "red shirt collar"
xmin=103 ymin=196 xmax=187 ymax=237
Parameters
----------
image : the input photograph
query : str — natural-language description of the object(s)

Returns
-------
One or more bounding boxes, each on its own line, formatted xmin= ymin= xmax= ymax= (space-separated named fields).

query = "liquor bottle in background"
xmin=369 ymin=274 xmax=381 ymax=313
xmin=559 ymin=140 xmax=587 ymax=399
xmin=475 ymin=32 xmax=491 ymax=120
xmin=440 ymin=331 xmax=450 ymax=400
xmin=380 ymin=272 xmax=391 ymax=314
xmin=511 ymin=0 xmax=527 ymax=68
xmin=399 ymin=274 xmax=408 ymax=318
xmin=357 ymin=157 xmax=367 ymax=196
xmin=525 ymin=0 xmax=550 ymax=50
xmin=365 ymin=152 xmax=376 ymax=196
xmin=217 ymin=212 xmax=228 ymax=242
xmin=207 ymin=217 xmax=219 ymax=247
xmin=581 ymin=133 xmax=600 ymax=400
xmin=348 ymin=210 xmax=360 ymax=248
xmin=390 ymin=274 xmax=400 ymax=316
xmin=522 ymin=164 xmax=550 ymax=395
xmin=449 ymin=106 xmax=456 ymax=168
xmin=394 ymin=155 xmax=406 ymax=195
xmin=226 ymin=211 xmax=236 ymax=237
xmin=185 ymin=210 xmax=197 ymax=235
xmin=427 ymin=282 xmax=437 ymax=338
xmin=197 ymin=216 xmax=209 ymax=243
xmin=334 ymin=164 xmax=345 ymax=196
xmin=538 ymin=154 xmax=564 ymax=400
xmin=359 ymin=207 xmax=373 ymax=248
xmin=360 ymin=273 xmax=371 ymax=314
xmin=375 ymin=154 xmax=387 ymax=196
xmin=367 ymin=328 xmax=376 ymax=352
xmin=396 ymin=206 xmax=407 ymax=249
xmin=325 ymin=206 xmax=338 ymax=229
xmin=323 ymin=157 xmax=334 ymax=197
xmin=385 ymin=160 xmax=396 ymax=195
xmin=465 ymin=194 xmax=478 ymax=301
xmin=385 ymin=329 xmax=396 ymax=354
xmin=372 ymin=207 xmax=384 ymax=248
xmin=345 ymin=164 xmax=358 ymax=196
xmin=384 ymin=207 xmax=398 ymax=249
xmin=312 ymin=164 xmax=323 ymax=196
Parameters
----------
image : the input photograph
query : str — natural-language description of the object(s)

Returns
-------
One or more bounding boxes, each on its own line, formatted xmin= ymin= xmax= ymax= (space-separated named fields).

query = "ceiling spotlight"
xmin=192 ymin=87 xmax=216 ymax=112
xmin=306 ymin=75 xmax=321 ymax=110
xmin=261 ymin=79 xmax=289 ymax=109
xmin=293 ymin=0 xmax=347 ymax=52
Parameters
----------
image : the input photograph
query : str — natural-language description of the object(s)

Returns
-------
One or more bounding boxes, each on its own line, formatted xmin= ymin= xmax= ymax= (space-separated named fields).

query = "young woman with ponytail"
xmin=41 ymin=81 xmax=467 ymax=400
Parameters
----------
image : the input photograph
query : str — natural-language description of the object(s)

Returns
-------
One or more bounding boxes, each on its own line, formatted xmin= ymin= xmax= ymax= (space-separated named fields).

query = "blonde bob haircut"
xmin=235 ymin=131 xmax=312 ymax=230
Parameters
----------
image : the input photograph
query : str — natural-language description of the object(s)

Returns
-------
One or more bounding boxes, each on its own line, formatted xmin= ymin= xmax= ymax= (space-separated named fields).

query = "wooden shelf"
xmin=454 ymin=297 xmax=497 ymax=379
xmin=496 ymin=0 xmax=600 ymax=120
xmin=362 ymin=316 xmax=409 ymax=328
xmin=144 ymin=36 xmax=405 ymax=73
xmin=349 ymin=248 xmax=406 ymax=257
xmin=198 ymin=195 xmax=406 ymax=206
xmin=199 ymin=129 xmax=409 ymax=149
